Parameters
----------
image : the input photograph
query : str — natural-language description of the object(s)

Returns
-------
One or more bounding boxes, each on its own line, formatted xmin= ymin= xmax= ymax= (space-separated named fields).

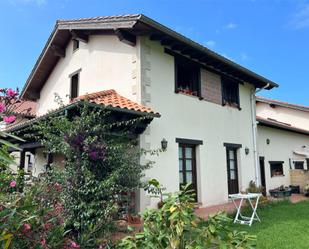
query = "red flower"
xmin=23 ymin=223 xmax=31 ymax=233
xmin=70 ymin=242 xmax=80 ymax=248
xmin=41 ymin=238 xmax=46 ymax=246
xmin=3 ymin=116 xmax=16 ymax=124
xmin=6 ymin=88 xmax=17 ymax=98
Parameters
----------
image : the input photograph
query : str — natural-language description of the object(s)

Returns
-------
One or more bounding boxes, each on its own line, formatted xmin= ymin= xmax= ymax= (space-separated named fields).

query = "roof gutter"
xmin=251 ymin=83 xmax=270 ymax=186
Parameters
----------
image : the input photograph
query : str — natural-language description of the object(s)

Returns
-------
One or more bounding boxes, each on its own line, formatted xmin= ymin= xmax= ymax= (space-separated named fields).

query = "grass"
xmin=231 ymin=200 xmax=309 ymax=249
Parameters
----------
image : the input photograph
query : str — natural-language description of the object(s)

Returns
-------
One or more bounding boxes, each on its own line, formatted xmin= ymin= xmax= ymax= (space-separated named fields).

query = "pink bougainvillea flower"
xmin=3 ymin=115 xmax=16 ymax=124
xmin=6 ymin=88 xmax=17 ymax=98
xmin=41 ymin=238 xmax=46 ymax=246
xmin=10 ymin=180 xmax=16 ymax=187
xmin=70 ymin=242 xmax=80 ymax=249
xmin=23 ymin=223 xmax=31 ymax=233
xmin=0 ymin=102 xmax=5 ymax=113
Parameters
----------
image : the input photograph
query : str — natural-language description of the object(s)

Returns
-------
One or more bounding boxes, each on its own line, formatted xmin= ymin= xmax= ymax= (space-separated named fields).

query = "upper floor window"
xmin=73 ymin=39 xmax=79 ymax=52
xmin=175 ymin=57 xmax=200 ymax=97
xmin=70 ymin=73 xmax=79 ymax=100
xmin=222 ymin=77 xmax=240 ymax=108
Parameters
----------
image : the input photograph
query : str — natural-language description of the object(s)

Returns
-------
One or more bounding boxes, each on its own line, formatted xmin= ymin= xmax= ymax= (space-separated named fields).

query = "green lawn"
xmin=231 ymin=200 xmax=309 ymax=249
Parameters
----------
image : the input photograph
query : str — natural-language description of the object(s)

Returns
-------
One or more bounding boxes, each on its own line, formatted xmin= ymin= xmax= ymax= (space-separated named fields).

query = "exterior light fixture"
xmin=245 ymin=147 xmax=249 ymax=155
xmin=161 ymin=138 xmax=168 ymax=151
xmin=266 ymin=138 xmax=270 ymax=145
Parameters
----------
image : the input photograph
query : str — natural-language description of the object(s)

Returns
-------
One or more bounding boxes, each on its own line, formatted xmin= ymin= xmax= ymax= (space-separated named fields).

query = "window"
xmin=178 ymin=143 xmax=197 ymax=200
xmin=222 ymin=77 xmax=240 ymax=107
xmin=269 ymin=161 xmax=284 ymax=177
xmin=294 ymin=161 xmax=304 ymax=170
xmin=175 ymin=57 xmax=200 ymax=97
xmin=70 ymin=73 xmax=79 ymax=100
xmin=73 ymin=39 xmax=79 ymax=52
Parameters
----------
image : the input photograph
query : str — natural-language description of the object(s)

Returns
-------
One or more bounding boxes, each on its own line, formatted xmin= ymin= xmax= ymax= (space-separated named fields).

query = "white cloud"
xmin=290 ymin=4 xmax=309 ymax=29
xmin=224 ymin=22 xmax=237 ymax=29
xmin=9 ymin=0 xmax=47 ymax=6
xmin=240 ymin=53 xmax=249 ymax=61
xmin=205 ymin=40 xmax=216 ymax=48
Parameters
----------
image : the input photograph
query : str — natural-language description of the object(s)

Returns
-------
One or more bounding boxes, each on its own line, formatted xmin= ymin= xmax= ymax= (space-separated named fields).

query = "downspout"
xmin=251 ymin=83 xmax=269 ymax=186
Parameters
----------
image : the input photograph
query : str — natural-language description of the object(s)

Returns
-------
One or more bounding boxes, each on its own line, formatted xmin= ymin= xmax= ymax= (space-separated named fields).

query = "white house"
xmin=256 ymin=97 xmax=309 ymax=194
xmin=5 ymin=14 xmax=281 ymax=210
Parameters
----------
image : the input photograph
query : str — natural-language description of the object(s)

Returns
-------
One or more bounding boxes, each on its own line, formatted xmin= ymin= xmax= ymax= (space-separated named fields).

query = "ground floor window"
xmin=226 ymin=147 xmax=239 ymax=194
xmin=269 ymin=161 xmax=284 ymax=177
xmin=294 ymin=161 xmax=304 ymax=170
xmin=178 ymin=143 xmax=197 ymax=200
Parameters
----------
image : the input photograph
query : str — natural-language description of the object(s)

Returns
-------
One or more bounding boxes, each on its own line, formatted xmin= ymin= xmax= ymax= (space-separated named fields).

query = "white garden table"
xmin=228 ymin=193 xmax=262 ymax=226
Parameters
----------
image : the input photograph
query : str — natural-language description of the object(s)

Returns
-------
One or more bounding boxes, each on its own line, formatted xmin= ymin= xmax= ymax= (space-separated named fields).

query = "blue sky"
xmin=0 ymin=0 xmax=308 ymax=105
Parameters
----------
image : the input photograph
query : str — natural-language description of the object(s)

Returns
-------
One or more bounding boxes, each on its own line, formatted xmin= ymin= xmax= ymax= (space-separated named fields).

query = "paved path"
xmin=195 ymin=194 xmax=308 ymax=220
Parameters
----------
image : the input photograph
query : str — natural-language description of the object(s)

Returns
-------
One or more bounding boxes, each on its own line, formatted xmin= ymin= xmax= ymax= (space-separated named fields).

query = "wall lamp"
xmin=245 ymin=147 xmax=250 ymax=155
xmin=161 ymin=138 xmax=168 ymax=151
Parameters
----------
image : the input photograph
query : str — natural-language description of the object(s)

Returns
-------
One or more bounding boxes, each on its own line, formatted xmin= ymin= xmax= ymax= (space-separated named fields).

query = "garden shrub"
xmin=31 ymin=103 xmax=154 ymax=248
xmin=0 ymin=168 xmax=68 ymax=249
xmin=118 ymin=184 xmax=257 ymax=249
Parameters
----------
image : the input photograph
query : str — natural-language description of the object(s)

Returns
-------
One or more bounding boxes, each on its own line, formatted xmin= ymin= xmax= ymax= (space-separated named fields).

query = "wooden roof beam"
xmin=50 ymin=44 xmax=65 ymax=58
xmin=71 ymin=30 xmax=89 ymax=43
xmin=114 ymin=29 xmax=136 ymax=46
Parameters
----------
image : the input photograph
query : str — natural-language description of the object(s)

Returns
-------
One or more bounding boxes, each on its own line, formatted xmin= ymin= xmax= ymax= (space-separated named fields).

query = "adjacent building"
xmin=256 ymin=97 xmax=309 ymax=193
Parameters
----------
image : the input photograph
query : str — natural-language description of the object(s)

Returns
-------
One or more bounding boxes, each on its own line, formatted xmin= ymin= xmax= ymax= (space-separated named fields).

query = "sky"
xmin=0 ymin=0 xmax=308 ymax=106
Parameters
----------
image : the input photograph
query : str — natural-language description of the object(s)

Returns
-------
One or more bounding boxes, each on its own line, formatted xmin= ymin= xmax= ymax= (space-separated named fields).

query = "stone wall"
xmin=290 ymin=169 xmax=309 ymax=192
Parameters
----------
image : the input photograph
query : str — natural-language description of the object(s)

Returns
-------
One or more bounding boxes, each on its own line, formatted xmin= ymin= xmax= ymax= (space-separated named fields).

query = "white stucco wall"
xmin=33 ymin=148 xmax=47 ymax=177
xmin=139 ymin=38 xmax=257 ymax=208
xmin=257 ymin=125 xmax=309 ymax=193
xmin=256 ymin=102 xmax=309 ymax=131
xmin=37 ymin=35 xmax=137 ymax=115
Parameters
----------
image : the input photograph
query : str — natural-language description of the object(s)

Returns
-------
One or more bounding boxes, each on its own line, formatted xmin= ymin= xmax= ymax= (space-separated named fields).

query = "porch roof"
xmin=6 ymin=89 xmax=159 ymax=133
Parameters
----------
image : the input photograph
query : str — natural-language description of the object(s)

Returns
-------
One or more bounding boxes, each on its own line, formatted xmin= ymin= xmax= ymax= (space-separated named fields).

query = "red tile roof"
xmin=257 ymin=116 xmax=309 ymax=135
xmin=4 ymin=99 xmax=37 ymax=117
xmin=75 ymin=89 xmax=158 ymax=115
xmin=5 ymin=89 xmax=159 ymax=132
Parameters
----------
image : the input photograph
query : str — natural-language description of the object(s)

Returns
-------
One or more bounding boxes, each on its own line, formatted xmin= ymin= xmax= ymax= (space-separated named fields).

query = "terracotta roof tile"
xmin=75 ymin=89 xmax=158 ymax=115
xmin=5 ymin=89 xmax=159 ymax=133
xmin=3 ymin=99 xmax=37 ymax=117
xmin=57 ymin=14 xmax=141 ymax=24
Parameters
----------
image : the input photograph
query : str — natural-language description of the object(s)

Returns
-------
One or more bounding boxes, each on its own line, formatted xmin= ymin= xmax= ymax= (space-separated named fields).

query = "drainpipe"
xmin=251 ymin=83 xmax=269 ymax=186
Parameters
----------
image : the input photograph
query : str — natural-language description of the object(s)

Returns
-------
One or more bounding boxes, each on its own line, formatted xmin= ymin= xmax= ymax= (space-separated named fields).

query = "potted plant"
xmin=144 ymin=179 xmax=166 ymax=208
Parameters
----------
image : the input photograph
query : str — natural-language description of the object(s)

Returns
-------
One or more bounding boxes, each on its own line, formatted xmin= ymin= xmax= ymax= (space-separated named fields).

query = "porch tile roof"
xmin=75 ymin=89 xmax=158 ymax=115
xmin=9 ymin=100 xmax=37 ymax=117
xmin=5 ymin=89 xmax=158 ymax=132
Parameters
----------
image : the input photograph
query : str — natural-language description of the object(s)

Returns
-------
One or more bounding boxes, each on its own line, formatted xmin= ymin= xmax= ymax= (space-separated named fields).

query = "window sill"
xmin=222 ymin=102 xmax=241 ymax=111
xmin=271 ymin=174 xmax=285 ymax=178
xmin=175 ymin=91 xmax=202 ymax=100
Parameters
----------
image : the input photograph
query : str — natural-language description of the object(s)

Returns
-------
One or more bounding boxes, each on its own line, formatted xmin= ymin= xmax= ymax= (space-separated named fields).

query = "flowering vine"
xmin=0 ymin=88 xmax=19 ymax=124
